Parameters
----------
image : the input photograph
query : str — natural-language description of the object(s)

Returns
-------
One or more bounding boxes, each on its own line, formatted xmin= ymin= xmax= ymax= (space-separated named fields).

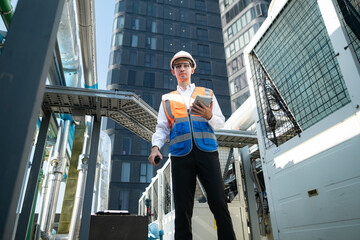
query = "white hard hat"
xmin=170 ymin=50 xmax=196 ymax=69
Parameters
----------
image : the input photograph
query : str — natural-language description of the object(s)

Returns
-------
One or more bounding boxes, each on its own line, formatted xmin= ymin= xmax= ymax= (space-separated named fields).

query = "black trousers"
xmin=171 ymin=145 xmax=237 ymax=240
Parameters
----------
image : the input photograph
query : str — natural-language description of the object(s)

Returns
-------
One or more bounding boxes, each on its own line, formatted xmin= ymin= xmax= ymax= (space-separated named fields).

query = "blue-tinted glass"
xmin=144 ymin=72 xmax=155 ymax=87
xmin=199 ymin=61 xmax=211 ymax=74
xmin=128 ymin=70 xmax=136 ymax=85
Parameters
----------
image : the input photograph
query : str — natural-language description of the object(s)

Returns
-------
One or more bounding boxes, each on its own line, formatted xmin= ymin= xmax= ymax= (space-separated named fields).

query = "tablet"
xmin=193 ymin=95 xmax=213 ymax=108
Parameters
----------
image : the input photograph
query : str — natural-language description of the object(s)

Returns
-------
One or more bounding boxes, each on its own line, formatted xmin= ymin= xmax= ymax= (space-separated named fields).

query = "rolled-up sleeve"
xmin=208 ymin=94 xmax=225 ymax=130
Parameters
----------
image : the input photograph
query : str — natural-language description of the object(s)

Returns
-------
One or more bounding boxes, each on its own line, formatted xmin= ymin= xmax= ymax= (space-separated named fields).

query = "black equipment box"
xmin=89 ymin=213 xmax=148 ymax=240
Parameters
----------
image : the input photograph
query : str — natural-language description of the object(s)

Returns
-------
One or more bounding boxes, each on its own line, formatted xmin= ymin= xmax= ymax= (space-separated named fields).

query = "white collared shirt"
xmin=152 ymin=83 xmax=225 ymax=149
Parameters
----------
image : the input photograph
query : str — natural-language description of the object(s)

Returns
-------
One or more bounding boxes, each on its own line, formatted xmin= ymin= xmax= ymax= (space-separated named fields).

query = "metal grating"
xmin=250 ymin=0 xmax=351 ymax=148
xmin=335 ymin=0 xmax=360 ymax=63
xmin=163 ymin=164 xmax=172 ymax=215
xmin=215 ymin=129 xmax=258 ymax=148
xmin=153 ymin=179 xmax=158 ymax=220
xmin=43 ymin=86 xmax=258 ymax=146
xmin=43 ymin=85 xmax=158 ymax=142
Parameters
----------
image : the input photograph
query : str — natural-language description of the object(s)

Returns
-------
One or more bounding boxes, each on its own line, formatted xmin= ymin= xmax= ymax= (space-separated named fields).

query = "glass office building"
xmin=219 ymin=0 xmax=270 ymax=112
xmin=104 ymin=0 xmax=230 ymax=213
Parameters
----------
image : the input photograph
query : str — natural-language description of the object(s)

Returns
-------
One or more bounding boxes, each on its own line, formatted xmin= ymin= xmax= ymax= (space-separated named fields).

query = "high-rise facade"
xmin=104 ymin=0 xmax=231 ymax=213
xmin=219 ymin=0 xmax=270 ymax=112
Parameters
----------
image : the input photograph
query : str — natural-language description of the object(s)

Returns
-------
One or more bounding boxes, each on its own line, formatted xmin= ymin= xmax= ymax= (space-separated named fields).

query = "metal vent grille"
xmin=336 ymin=0 xmax=360 ymax=63
xmin=250 ymin=0 xmax=351 ymax=148
xmin=163 ymin=163 xmax=172 ymax=215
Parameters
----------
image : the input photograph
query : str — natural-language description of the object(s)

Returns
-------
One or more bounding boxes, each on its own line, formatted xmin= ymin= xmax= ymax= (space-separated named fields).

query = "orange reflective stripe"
xmin=169 ymin=91 xmax=188 ymax=119
xmin=163 ymin=87 xmax=213 ymax=123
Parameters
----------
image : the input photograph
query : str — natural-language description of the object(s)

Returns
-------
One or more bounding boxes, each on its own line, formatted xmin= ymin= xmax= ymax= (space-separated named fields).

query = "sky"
xmin=94 ymin=0 xmax=114 ymax=90
xmin=1 ymin=0 xmax=115 ymax=90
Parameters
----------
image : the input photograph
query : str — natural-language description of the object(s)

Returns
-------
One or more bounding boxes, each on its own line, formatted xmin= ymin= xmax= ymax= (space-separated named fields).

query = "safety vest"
xmin=162 ymin=87 xmax=218 ymax=157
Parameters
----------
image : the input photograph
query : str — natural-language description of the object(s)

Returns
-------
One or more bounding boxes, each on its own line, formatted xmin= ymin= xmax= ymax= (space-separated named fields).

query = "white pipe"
xmin=35 ymin=144 xmax=55 ymax=240
xmin=40 ymin=120 xmax=71 ymax=236
xmin=94 ymin=132 xmax=111 ymax=212
xmin=57 ymin=0 xmax=82 ymax=87
xmin=76 ymin=0 xmax=97 ymax=88
xmin=223 ymin=97 xmax=255 ymax=131
xmin=68 ymin=117 xmax=92 ymax=240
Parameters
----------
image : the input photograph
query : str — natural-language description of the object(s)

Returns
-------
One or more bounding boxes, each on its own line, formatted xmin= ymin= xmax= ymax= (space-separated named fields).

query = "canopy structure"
xmin=43 ymin=85 xmax=258 ymax=147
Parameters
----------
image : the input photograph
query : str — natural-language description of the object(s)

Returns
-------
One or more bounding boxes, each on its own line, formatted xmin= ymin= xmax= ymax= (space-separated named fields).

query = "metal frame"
xmin=43 ymin=85 xmax=258 ymax=147
xmin=239 ymin=147 xmax=261 ymax=240
xmin=15 ymin=115 xmax=50 ymax=240
xmin=79 ymin=118 xmax=101 ymax=240
xmin=245 ymin=0 xmax=360 ymax=239
xmin=0 ymin=0 xmax=64 ymax=238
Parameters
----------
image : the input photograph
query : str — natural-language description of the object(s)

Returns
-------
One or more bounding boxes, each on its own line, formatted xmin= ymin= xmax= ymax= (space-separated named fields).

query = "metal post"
xmin=69 ymin=118 xmax=92 ymax=240
xmin=0 ymin=0 xmax=65 ymax=238
xmin=40 ymin=120 xmax=71 ymax=237
xmin=15 ymin=115 xmax=50 ymax=240
xmin=240 ymin=146 xmax=261 ymax=240
xmin=79 ymin=117 xmax=101 ymax=240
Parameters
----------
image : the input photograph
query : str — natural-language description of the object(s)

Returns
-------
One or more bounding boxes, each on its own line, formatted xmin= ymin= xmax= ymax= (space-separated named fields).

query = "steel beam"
xmin=15 ymin=115 xmax=50 ymax=240
xmin=79 ymin=117 xmax=101 ymax=240
xmin=0 ymin=0 xmax=65 ymax=239
xmin=240 ymin=146 xmax=261 ymax=240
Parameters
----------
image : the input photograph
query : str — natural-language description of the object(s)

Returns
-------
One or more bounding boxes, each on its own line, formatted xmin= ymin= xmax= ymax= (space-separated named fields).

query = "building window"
xmin=180 ymin=11 xmax=189 ymax=22
xmin=232 ymin=91 xmax=250 ymax=110
xmin=196 ymin=13 xmax=207 ymax=25
xmin=163 ymin=55 xmax=171 ymax=69
xmin=108 ymin=68 xmax=120 ymax=86
xmin=195 ymin=0 xmax=206 ymax=9
xmin=181 ymin=41 xmax=190 ymax=51
xmin=128 ymin=70 xmax=136 ymax=85
xmin=261 ymin=4 xmax=268 ymax=17
xmin=164 ymin=74 xmax=176 ymax=89
xmin=196 ymin=28 xmax=208 ymax=40
xmin=143 ymin=92 xmax=154 ymax=107
xmin=115 ymin=0 xmax=125 ymax=13
xmin=132 ymin=18 xmax=139 ymax=30
xmin=199 ymin=79 xmax=213 ymax=89
xmin=118 ymin=190 xmax=129 ymax=210
xmin=121 ymin=162 xmax=131 ymax=182
xmin=164 ymin=23 xmax=174 ymax=35
xmin=122 ymin=137 xmax=132 ymax=155
xmin=229 ymin=73 xmax=248 ymax=95
xmin=130 ymin=52 xmax=137 ymax=65
xmin=144 ymin=72 xmax=155 ymax=87
xmin=113 ymin=16 xmax=124 ymax=31
xmin=180 ymin=0 xmax=188 ymax=7
xmin=112 ymin=32 xmax=123 ymax=47
xmin=147 ymin=3 xmax=157 ymax=16
xmin=225 ymin=7 xmax=258 ymax=40
xmin=145 ymin=37 xmax=157 ymax=50
xmin=198 ymin=44 xmax=210 ymax=57
xmin=164 ymin=39 xmax=174 ymax=52
xmin=164 ymin=6 xmax=173 ymax=19
xmin=225 ymin=25 xmax=259 ymax=58
xmin=109 ymin=50 xmax=121 ymax=66
xmin=227 ymin=54 xmax=244 ymax=76
xmin=180 ymin=26 xmax=189 ymax=37
xmin=131 ymin=35 xmax=138 ymax=47
xmin=147 ymin=20 xmax=157 ymax=33
xmin=161 ymin=143 xmax=170 ymax=157
xmin=198 ymin=61 xmax=211 ymax=74
xmin=145 ymin=54 xmax=155 ymax=67
xmin=140 ymin=163 xmax=153 ymax=183
xmin=133 ymin=1 xmax=139 ymax=14
xmin=140 ymin=140 xmax=151 ymax=155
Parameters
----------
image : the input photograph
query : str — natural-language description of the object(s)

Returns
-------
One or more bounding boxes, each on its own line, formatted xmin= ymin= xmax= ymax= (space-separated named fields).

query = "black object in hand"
xmin=154 ymin=156 xmax=161 ymax=164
